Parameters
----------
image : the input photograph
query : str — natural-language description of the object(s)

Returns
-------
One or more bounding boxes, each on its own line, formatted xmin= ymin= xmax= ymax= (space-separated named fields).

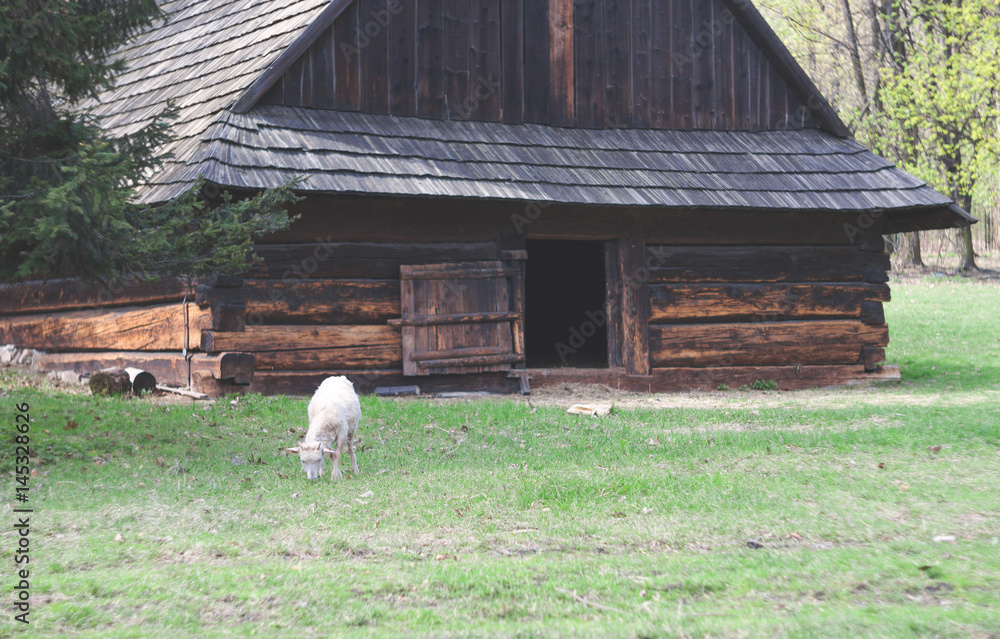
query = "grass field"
xmin=2 ymin=277 xmax=999 ymax=638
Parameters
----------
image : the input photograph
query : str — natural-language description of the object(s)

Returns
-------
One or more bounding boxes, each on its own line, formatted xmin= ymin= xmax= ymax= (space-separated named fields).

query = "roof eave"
xmin=882 ymin=203 xmax=977 ymax=234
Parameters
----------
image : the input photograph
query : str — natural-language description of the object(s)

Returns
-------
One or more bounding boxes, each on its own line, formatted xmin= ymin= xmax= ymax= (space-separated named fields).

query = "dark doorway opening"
xmin=524 ymin=240 xmax=608 ymax=368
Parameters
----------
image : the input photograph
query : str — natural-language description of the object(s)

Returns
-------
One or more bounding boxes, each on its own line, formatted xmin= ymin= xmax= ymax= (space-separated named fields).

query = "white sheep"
xmin=285 ymin=376 xmax=361 ymax=480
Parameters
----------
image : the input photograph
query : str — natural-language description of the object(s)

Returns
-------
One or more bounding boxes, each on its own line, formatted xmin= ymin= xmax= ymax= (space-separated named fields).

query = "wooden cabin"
xmin=1 ymin=0 xmax=975 ymax=395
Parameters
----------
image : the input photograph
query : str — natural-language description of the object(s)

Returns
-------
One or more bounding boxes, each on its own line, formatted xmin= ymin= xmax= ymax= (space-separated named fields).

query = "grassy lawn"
xmin=2 ymin=277 xmax=999 ymax=638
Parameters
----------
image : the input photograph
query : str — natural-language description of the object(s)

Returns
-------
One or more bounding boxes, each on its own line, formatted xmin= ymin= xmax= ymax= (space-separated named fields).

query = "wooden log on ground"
xmin=32 ymin=351 xmax=255 ymax=387
xmin=0 ymin=278 xmax=189 ymax=315
xmin=89 ymin=368 xmax=132 ymax=396
xmin=649 ymin=320 xmax=889 ymax=367
xmin=202 ymin=325 xmax=400 ymax=370
xmin=1 ymin=304 xmax=211 ymax=352
xmin=125 ymin=368 xmax=157 ymax=395
xmin=243 ymin=279 xmax=400 ymax=325
xmin=644 ymin=246 xmax=890 ymax=283
xmin=649 ymin=283 xmax=890 ymax=323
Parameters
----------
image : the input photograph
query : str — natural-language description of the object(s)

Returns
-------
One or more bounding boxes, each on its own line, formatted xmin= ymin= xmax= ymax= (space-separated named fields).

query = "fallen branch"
xmin=156 ymin=384 xmax=208 ymax=399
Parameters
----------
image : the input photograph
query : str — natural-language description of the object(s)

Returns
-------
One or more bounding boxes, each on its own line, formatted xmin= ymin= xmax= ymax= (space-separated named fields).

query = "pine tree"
xmin=0 ymin=1 xmax=298 ymax=283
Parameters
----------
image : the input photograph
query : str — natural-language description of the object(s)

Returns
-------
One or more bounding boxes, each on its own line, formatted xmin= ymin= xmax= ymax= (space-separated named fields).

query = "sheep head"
xmin=286 ymin=442 xmax=335 ymax=480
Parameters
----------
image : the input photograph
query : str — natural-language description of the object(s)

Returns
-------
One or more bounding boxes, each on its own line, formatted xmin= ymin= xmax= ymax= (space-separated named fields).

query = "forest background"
xmin=761 ymin=0 xmax=999 ymax=270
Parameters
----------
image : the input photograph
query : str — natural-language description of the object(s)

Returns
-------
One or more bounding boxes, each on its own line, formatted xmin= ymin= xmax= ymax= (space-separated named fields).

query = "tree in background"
xmin=0 ymin=0 xmax=298 ymax=284
xmin=762 ymin=0 xmax=1000 ymax=271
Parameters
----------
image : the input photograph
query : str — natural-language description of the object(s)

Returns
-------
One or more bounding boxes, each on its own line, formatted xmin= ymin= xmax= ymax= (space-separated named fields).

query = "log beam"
xmin=1 ymin=304 xmax=210 ymax=352
xmin=649 ymin=320 xmax=889 ymax=367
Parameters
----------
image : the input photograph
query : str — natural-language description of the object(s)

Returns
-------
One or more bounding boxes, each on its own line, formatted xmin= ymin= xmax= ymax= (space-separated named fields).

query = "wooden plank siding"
xmin=259 ymin=0 xmax=819 ymax=131
xmin=644 ymin=243 xmax=891 ymax=370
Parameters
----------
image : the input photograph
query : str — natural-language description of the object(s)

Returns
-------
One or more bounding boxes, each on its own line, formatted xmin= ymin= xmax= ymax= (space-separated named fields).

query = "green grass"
xmin=2 ymin=278 xmax=999 ymax=638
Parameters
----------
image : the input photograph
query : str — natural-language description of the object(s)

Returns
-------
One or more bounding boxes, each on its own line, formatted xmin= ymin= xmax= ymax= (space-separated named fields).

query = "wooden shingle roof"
xmin=81 ymin=0 xmax=333 ymax=166
xmin=139 ymin=105 xmax=959 ymax=217
xmin=84 ymin=0 xmax=973 ymax=232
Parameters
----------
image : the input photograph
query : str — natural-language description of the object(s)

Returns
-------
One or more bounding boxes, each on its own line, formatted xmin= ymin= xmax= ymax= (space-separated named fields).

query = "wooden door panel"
xmin=398 ymin=261 xmax=523 ymax=375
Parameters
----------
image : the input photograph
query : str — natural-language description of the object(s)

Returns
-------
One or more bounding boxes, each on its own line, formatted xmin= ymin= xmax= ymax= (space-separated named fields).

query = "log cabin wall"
xmin=198 ymin=196 xmax=508 ymax=394
xmin=258 ymin=0 xmax=817 ymax=131
xmin=643 ymin=242 xmax=891 ymax=375
xmin=1 ymin=193 xmax=894 ymax=395
xmin=196 ymin=194 xmax=893 ymax=393
xmin=0 ymin=278 xmax=254 ymax=393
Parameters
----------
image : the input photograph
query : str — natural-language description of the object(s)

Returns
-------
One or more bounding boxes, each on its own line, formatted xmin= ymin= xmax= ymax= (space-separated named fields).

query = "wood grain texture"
xmin=619 ymin=226 xmax=651 ymax=375
xmin=649 ymin=282 xmax=890 ymax=323
xmin=523 ymin=0 xmax=550 ymax=122
xmin=469 ymin=0 xmax=502 ymax=120
xmin=0 ymin=278 xmax=189 ymax=315
xmin=574 ymin=0 xmax=605 ymax=128
xmin=244 ymin=279 xmax=400 ymax=325
xmin=417 ymin=0 xmax=446 ymax=119
xmin=548 ymin=0 xmax=575 ymax=126
xmin=649 ymin=320 xmax=889 ymax=367
xmin=501 ymin=0 xmax=524 ymax=123
xmin=333 ymin=3 xmax=360 ymax=111
xmin=399 ymin=261 xmax=516 ymax=375
xmin=630 ymin=0 xmax=651 ymax=126
xmin=389 ymin=0 xmax=417 ymax=116
xmin=604 ymin=0 xmax=632 ymax=128
xmin=1 ymin=304 xmax=210 ymax=352
xmin=359 ymin=0 xmax=391 ymax=114
xmin=202 ymin=324 xmax=396 ymax=352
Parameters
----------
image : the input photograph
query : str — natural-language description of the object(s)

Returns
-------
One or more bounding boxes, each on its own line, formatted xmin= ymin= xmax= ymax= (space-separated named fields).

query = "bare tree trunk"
xmin=958 ymin=227 xmax=977 ymax=271
xmin=903 ymin=232 xmax=924 ymax=267
xmin=839 ymin=0 xmax=870 ymax=108
xmin=956 ymin=193 xmax=977 ymax=271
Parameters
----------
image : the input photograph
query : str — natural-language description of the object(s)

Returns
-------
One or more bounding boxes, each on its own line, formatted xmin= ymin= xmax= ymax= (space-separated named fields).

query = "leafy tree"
xmin=872 ymin=0 xmax=1000 ymax=271
xmin=0 ymin=0 xmax=298 ymax=283
xmin=762 ymin=0 xmax=1000 ymax=270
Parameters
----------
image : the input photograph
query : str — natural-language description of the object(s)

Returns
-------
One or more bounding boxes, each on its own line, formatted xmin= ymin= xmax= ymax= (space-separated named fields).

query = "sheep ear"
xmin=285 ymin=447 xmax=300 ymax=454
xmin=322 ymin=446 xmax=334 ymax=455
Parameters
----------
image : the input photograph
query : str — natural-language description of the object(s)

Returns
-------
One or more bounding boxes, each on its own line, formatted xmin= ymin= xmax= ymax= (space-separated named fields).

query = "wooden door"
xmin=396 ymin=261 xmax=524 ymax=376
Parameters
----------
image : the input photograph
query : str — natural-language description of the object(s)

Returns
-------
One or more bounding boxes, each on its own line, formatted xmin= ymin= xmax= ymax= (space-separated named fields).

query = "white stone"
xmin=0 ymin=344 xmax=17 ymax=365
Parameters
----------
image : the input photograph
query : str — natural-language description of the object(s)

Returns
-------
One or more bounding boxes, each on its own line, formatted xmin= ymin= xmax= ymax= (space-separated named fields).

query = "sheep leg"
xmin=329 ymin=438 xmax=345 ymax=480
xmin=348 ymin=432 xmax=359 ymax=475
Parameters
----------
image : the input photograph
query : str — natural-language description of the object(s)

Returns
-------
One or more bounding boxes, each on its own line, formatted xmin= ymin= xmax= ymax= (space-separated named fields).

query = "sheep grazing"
xmin=285 ymin=376 xmax=361 ymax=481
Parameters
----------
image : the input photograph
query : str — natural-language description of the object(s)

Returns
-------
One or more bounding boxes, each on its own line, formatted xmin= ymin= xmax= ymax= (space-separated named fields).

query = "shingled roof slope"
xmin=84 ymin=0 xmax=973 ymax=233
xmin=136 ymin=105 xmax=968 ymax=229
xmin=81 ymin=0 xmax=332 ymax=163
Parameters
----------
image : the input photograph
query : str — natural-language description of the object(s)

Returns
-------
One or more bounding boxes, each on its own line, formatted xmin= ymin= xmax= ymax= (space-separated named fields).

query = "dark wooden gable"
xmin=248 ymin=0 xmax=841 ymax=133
